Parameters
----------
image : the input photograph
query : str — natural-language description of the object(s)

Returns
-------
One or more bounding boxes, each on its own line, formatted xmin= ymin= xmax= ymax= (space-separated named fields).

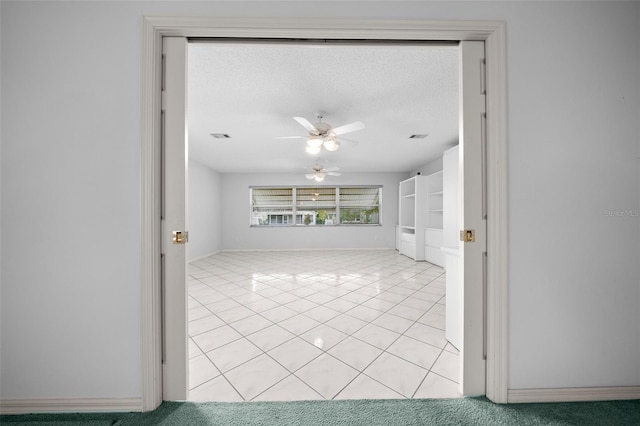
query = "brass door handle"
xmin=460 ymin=229 xmax=475 ymax=242
xmin=172 ymin=231 xmax=189 ymax=244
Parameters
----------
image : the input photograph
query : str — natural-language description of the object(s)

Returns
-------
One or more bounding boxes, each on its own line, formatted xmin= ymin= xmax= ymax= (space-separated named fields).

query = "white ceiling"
xmin=188 ymin=41 xmax=459 ymax=175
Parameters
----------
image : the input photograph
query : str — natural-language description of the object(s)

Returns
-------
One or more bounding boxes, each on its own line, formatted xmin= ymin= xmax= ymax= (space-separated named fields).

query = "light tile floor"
xmin=187 ymin=249 xmax=460 ymax=402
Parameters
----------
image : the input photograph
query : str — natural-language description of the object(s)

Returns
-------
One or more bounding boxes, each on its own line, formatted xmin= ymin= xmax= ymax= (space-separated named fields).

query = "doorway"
xmin=185 ymin=40 xmax=460 ymax=401
xmin=140 ymin=17 xmax=508 ymax=411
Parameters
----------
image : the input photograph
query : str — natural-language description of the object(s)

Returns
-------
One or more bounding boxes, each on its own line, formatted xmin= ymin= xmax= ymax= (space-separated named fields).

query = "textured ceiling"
xmin=188 ymin=41 xmax=459 ymax=174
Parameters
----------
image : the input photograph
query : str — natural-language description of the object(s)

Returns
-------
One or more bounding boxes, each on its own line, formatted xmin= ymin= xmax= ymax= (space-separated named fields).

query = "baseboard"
xmin=188 ymin=250 xmax=221 ymax=263
xmin=507 ymin=386 xmax=640 ymax=403
xmin=219 ymin=247 xmax=394 ymax=253
xmin=187 ymin=247 xmax=398 ymax=263
xmin=0 ymin=397 xmax=142 ymax=414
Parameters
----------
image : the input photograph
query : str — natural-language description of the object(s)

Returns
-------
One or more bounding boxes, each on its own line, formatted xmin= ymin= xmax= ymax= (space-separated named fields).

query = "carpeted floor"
xmin=1 ymin=397 xmax=639 ymax=425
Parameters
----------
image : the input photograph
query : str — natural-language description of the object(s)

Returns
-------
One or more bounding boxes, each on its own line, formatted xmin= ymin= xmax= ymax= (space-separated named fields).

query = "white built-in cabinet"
xmin=425 ymin=171 xmax=444 ymax=267
xmin=397 ymin=149 xmax=460 ymax=347
xmin=398 ymin=175 xmax=427 ymax=260
xmin=398 ymin=172 xmax=445 ymax=266
xmin=397 ymin=149 xmax=458 ymax=272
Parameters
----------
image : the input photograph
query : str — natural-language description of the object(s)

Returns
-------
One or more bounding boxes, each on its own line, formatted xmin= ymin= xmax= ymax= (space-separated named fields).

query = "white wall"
xmin=503 ymin=3 xmax=640 ymax=389
xmin=189 ymin=162 xmax=398 ymax=253
xmin=2 ymin=1 xmax=144 ymax=399
xmin=412 ymin=155 xmax=446 ymax=177
xmin=188 ymin=160 xmax=222 ymax=260
xmin=220 ymin=172 xmax=404 ymax=250
xmin=1 ymin=1 xmax=638 ymax=402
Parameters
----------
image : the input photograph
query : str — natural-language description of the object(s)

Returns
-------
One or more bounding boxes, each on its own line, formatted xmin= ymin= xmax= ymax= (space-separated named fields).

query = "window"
xmin=250 ymin=186 xmax=381 ymax=227
xmin=297 ymin=187 xmax=336 ymax=225
xmin=251 ymin=188 xmax=293 ymax=226
xmin=339 ymin=187 xmax=380 ymax=225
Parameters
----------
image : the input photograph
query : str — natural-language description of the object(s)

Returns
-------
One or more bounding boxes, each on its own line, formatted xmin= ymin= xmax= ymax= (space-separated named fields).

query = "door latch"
xmin=172 ymin=231 xmax=189 ymax=244
xmin=460 ymin=229 xmax=475 ymax=242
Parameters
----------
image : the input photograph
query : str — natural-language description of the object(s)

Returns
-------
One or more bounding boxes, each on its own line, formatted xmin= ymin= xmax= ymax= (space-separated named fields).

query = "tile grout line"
xmin=410 ymin=345 xmax=450 ymax=398
xmin=187 ymin=250 xmax=452 ymax=401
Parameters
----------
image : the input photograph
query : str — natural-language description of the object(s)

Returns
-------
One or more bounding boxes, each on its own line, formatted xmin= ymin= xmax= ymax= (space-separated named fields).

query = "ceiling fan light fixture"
xmin=323 ymin=137 xmax=340 ymax=151
xmin=306 ymin=145 xmax=321 ymax=155
xmin=307 ymin=135 xmax=323 ymax=148
xmin=314 ymin=173 xmax=326 ymax=182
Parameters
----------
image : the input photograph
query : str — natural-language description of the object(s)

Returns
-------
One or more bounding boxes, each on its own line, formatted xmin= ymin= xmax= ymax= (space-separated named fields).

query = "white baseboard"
xmin=188 ymin=250 xmax=221 ymax=263
xmin=219 ymin=247 xmax=394 ymax=253
xmin=508 ymin=386 xmax=640 ymax=403
xmin=0 ymin=397 xmax=142 ymax=414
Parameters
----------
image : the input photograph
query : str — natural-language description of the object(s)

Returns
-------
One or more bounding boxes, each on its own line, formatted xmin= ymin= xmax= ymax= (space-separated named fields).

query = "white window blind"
xmin=250 ymin=186 xmax=381 ymax=227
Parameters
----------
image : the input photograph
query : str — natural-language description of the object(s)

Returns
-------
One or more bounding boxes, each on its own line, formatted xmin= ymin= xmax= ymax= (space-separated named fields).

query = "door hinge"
xmin=480 ymin=58 xmax=486 ymax=95
xmin=161 ymin=51 xmax=167 ymax=111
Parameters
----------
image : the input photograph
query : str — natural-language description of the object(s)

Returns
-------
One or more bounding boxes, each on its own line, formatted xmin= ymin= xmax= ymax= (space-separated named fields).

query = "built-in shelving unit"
xmin=425 ymin=170 xmax=444 ymax=266
xmin=398 ymin=175 xmax=427 ymax=260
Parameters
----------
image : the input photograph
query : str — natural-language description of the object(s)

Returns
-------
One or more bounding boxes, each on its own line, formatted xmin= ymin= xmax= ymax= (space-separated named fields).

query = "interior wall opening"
xmin=179 ymin=37 xmax=474 ymax=402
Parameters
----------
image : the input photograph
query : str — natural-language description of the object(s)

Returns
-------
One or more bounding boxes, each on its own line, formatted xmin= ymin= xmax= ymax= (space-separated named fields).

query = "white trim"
xmin=0 ymin=398 xmax=142 ymax=415
xmin=141 ymin=17 xmax=509 ymax=410
xmin=141 ymin=16 xmax=163 ymax=413
xmin=218 ymin=248 xmax=395 ymax=253
xmin=143 ymin=17 xmax=504 ymax=41
xmin=508 ymin=387 xmax=640 ymax=403
xmin=483 ymin=22 xmax=509 ymax=405
xmin=188 ymin=250 xmax=221 ymax=263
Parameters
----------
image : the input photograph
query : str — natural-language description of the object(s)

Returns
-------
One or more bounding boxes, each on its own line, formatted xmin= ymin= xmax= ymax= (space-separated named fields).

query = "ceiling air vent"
xmin=210 ymin=133 xmax=231 ymax=139
xmin=409 ymin=134 xmax=429 ymax=139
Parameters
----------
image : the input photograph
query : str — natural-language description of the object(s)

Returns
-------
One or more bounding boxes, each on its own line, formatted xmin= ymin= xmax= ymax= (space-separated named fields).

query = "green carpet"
xmin=1 ymin=398 xmax=639 ymax=426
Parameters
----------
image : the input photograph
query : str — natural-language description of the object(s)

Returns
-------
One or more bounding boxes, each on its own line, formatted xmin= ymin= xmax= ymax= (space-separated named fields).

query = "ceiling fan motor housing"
xmin=312 ymin=122 xmax=332 ymax=136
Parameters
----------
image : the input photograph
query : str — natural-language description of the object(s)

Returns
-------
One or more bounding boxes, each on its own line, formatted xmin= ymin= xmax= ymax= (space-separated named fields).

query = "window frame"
xmin=250 ymin=185 xmax=382 ymax=227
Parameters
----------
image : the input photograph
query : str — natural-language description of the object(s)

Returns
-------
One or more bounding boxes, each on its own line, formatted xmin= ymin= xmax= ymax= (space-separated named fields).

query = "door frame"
xmin=140 ymin=17 xmax=508 ymax=411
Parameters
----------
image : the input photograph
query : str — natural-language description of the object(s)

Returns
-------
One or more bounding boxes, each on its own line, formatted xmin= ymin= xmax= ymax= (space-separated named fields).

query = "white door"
xmin=458 ymin=40 xmax=487 ymax=395
xmin=161 ymin=38 xmax=487 ymax=399
xmin=442 ymin=145 xmax=460 ymax=349
xmin=161 ymin=36 xmax=189 ymax=400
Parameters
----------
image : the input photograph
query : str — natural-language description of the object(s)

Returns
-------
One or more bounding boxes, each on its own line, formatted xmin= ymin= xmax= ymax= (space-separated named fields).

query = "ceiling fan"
xmin=305 ymin=163 xmax=341 ymax=182
xmin=278 ymin=115 xmax=365 ymax=154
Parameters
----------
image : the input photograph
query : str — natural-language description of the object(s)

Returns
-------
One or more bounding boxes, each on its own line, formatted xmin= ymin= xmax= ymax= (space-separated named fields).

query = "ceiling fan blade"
xmin=332 ymin=121 xmax=365 ymax=136
xmin=305 ymin=174 xmax=316 ymax=179
xmin=328 ymin=172 xmax=341 ymax=176
xmin=337 ymin=136 xmax=359 ymax=147
xmin=324 ymin=167 xmax=339 ymax=172
xmin=294 ymin=117 xmax=318 ymax=133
